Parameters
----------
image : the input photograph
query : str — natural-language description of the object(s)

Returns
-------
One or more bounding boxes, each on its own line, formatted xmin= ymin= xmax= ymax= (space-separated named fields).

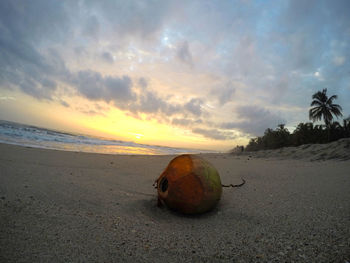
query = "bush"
xmin=244 ymin=120 xmax=350 ymax=152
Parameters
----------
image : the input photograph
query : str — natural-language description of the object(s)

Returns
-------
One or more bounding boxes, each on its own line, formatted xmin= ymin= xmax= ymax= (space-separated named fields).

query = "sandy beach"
xmin=0 ymin=143 xmax=349 ymax=262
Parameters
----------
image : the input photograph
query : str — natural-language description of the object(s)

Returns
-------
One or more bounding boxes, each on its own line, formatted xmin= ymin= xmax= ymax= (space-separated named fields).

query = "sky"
xmin=0 ymin=0 xmax=349 ymax=151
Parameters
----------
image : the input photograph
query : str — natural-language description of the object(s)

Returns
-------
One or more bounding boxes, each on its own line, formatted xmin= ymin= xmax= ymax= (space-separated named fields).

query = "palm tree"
xmin=309 ymin=89 xmax=343 ymax=127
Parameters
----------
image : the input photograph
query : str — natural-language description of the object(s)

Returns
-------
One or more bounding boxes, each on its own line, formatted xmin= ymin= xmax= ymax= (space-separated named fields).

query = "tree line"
xmin=236 ymin=89 xmax=350 ymax=152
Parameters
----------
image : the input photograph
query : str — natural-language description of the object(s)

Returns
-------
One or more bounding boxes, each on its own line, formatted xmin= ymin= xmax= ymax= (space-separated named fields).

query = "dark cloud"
xmin=104 ymin=76 xmax=134 ymax=103
xmin=212 ymin=82 xmax=236 ymax=105
xmin=177 ymin=41 xmax=193 ymax=66
xmin=0 ymin=37 xmax=60 ymax=100
xmin=84 ymin=0 xmax=173 ymax=39
xmin=72 ymin=70 xmax=134 ymax=105
xmin=75 ymin=107 xmax=106 ymax=117
xmin=138 ymin=77 xmax=148 ymax=88
xmin=0 ymin=0 xmax=70 ymax=43
xmin=0 ymin=1 xmax=70 ymax=100
xmin=19 ymin=78 xmax=57 ymax=100
xmin=192 ymin=128 xmax=236 ymax=141
xmin=172 ymin=118 xmax=192 ymax=126
xmin=101 ymin=52 xmax=114 ymax=64
xmin=74 ymin=46 xmax=88 ymax=57
xmin=184 ymin=98 xmax=202 ymax=116
xmin=69 ymin=69 xmax=205 ymax=119
xmin=171 ymin=118 xmax=202 ymax=127
xmin=131 ymin=78 xmax=188 ymax=117
xmin=129 ymin=91 xmax=203 ymax=118
xmin=133 ymin=90 xmax=169 ymax=114
xmin=80 ymin=109 xmax=105 ymax=116
xmin=220 ymin=106 xmax=285 ymax=136
xmin=275 ymin=0 xmax=350 ymax=79
xmin=74 ymin=103 xmax=109 ymax=117
xmin=59 ymin=100 xmax=70 ymax=107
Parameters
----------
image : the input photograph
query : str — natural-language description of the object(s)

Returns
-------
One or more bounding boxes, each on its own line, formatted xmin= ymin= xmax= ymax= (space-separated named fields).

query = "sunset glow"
xmin=0 ymin=0 xmax=349 ymax=151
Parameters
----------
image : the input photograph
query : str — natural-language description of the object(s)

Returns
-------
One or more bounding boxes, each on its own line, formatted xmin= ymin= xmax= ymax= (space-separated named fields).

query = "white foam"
xmin=0 ymin=120 xmax=214 ymax=155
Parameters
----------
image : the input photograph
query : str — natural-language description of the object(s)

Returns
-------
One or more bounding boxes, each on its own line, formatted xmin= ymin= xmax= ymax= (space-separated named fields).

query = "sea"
xmin=0 ymin=120 xmax=214 ymax=155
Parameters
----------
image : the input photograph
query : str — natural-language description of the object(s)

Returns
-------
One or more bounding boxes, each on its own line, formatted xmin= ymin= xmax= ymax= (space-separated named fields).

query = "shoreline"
xmin=0 ymin=139 xmax=218 ymax=156
xmin=1 ymin=143 xmax=349 ymax=262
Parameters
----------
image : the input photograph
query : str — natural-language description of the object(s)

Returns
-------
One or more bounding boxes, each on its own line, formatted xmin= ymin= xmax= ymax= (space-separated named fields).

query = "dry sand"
xmin=237 ymin=138 xmax=350 ymax=161
xmin=0 ymin=143 xmax=349 ymax=262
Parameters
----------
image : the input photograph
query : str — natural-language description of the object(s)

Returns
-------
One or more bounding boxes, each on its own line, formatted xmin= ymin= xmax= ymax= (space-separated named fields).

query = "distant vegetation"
xmin=235 ymin=89 xmax=350 ymax=152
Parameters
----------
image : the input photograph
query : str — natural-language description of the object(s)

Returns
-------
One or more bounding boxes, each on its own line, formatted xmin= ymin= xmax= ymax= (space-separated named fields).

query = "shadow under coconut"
xmin=126 ymin=197 xmax=223 ymax=222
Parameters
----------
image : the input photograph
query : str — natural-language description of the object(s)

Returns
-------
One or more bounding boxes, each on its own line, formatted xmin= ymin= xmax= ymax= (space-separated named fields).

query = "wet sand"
xmin=0 ymin=143 xmax=349 ymax=262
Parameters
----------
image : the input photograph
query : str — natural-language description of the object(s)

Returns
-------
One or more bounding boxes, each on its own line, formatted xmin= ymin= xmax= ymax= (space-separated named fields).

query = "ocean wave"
xmin=0 ymin=120 xmax=212 ymax=155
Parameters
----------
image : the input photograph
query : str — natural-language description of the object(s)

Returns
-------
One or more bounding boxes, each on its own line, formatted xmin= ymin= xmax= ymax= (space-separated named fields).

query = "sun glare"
xmin=131 ymin=133 xmax=144 ymax=139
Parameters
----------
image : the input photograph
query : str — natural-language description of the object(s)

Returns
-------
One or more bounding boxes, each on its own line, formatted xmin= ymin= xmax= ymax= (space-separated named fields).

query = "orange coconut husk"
xmin=156 ymin=154 xmax=222 ymax=214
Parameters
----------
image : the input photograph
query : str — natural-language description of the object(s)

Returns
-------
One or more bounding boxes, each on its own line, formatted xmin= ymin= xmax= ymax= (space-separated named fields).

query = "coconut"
xmin=156 ymin=154 xmax=222 ymax=214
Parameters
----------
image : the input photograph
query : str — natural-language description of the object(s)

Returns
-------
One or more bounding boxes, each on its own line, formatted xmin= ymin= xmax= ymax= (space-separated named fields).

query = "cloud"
xmin=133 ymin=90 xmax=172 ymax=114
xmin=19 ymin=78 xmax=57 ymax=100
xmin=176 ymin=41 xmax=193 ymax=66
xmin=68 ymin=69 xmax=206 ymax=120
xmin=59 ymin=100 xmax=70 ymax=107
xmin=212 ymin=82 xmax=236 ymax=105
xmin=0 ymin=96 xmax=15 ymax=101
xmin=333 ymin=56 xmax=346 ymax=66
xmin=74 ymin=103 xmax=109 ymax=117
xmin=138 ymin=77 xmax=148 ymax=88
xmin=84 ymin=0 xmax=173 ymax=40
xmin=72 ymin=70 xmax=135 ymax=105
xmin=184 ymin=98 xmax=202 ymax=116
xmin=80 ymin=109 xmax=105 ymax=116
xmin=75 ymin=107 xmax=106 ymax=117
xmin=172 ymin=118 xmax=192 ymax=126
xmin=129 ymin=90 xmax=205 ymax=118
xmin=0 ymin=1 xmax=70 ymax=100
xmin=220 ymin=105 xmax=285 ymax=136
xmin=82 ymin=15 xmax=100 ymax=39
xmin=101 ymin=52 xmax=114 ymax=64
xmin=192 ymin=128 xmax=236 ymax=141
xmin=273 ymin=0 xmax=350 ymax=83
xmin=171 ymin=118 xmax=202 ymax=127
xmin=0 ymin=0 xmax=70 ymax=43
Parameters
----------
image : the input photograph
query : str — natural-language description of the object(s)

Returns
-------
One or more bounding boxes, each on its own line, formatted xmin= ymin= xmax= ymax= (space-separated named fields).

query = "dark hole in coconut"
xmin=160 ymin=177 xmax=168 ymax=192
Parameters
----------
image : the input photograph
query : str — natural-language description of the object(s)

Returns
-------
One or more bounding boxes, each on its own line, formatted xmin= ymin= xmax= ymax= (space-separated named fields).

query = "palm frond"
xmin=312 ymin=89 xmax=327 ymax=102
xmin=326 ymin=95 xmax=337 ymax=104
xmin=330 ymin=106 xmax=343 ymax=118
xmin=312 ymin=92 xmax=324 ymax=101
xmin=310 ymin=100 xmax=322 ymax=107
xmin=309 ymin=106 xmax=323 ymax=121
xmin=330 ymin=103 xmax=342 ymax=111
